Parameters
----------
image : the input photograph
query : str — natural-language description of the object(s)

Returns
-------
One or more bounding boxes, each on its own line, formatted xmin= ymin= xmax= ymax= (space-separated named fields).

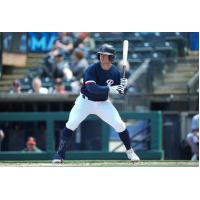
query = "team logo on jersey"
xmin=106 ymin=79 xmax=114 ymax=86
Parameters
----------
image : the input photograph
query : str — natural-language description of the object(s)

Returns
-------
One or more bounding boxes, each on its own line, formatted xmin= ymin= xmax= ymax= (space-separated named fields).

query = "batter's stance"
xmin=52 ymin=44 xmax=140 ymax=163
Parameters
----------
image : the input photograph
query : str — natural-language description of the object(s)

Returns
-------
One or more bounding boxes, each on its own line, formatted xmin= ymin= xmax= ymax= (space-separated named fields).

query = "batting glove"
xmin=120 ymin=78 xmax=128 ymax=87
xmin=109 ymin=85 xmax=125 ymax=95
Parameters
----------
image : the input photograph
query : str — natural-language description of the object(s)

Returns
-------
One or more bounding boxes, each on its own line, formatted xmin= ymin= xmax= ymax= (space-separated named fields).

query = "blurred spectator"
xmin=75 ymin=32 xmax=95 ymax=58
xmin=52 ymin=78 xmax=67 ymax=94
xmin=9 ymin=80 xmax=22 ymax=94
xmin=70 ymin=48 xmax=88 ymax=80
xmin=41 ymin=49 xmax=73 ymax=80
xmin=29 ymin=77 xmax=48 ymax=94
xmin=70 ymin=80 xmax=82 ymax=93
xmin=0 ymin=129 xmax=5 ymax=151
xmin=187 ymin=114 xmax=199 ymax=160
xmin=22 ymin=137 xmax=42 ymax=153
xmin=52 ymin=32 xmax=74 ymax=56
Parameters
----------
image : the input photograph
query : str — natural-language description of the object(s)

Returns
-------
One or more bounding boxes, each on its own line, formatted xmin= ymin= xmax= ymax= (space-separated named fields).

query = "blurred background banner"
xmin=28 ymin=32 xmax=58 ymax=52
xmin=0 ymin=32 xmax=199 ymax=162
xmin=2 ymin=32 xmax=59 ymax=53
xmin=1 ymin=32 xmax=199 ymax=53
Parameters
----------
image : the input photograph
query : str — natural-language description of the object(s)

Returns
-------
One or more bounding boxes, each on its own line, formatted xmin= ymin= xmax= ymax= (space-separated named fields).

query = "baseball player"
xmin=52 ymin=44 xmax=140 ymax=163
xmin=187 ymin=114 xmax=199 ymax=160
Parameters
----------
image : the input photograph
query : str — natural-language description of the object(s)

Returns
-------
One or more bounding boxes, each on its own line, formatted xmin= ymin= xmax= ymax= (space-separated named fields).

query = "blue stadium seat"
xmin=154 ymin=41 xmax=177 ymax=58
xmin=160 ymin=32 xmax=187 ymax=38
xmin=41 ymin=77 xmax=53 ymax=88
xmin=151 ymin=52 xmax=167 ymax=60
xmin=63 ymin=79 xmax=72 ymax=91
xmin=133 ymin=42 xmax=153 ymax=54
xmin=91 ymin=32 xmax=104 ymax=42
xmin=19 ymin=77 xmax=32 ymax=91
xmin=103 ymin=32 xmax=124 ymax=41
xmin=164 ymin=33 xmax=187 ymax=56
xmin=27 ymin=67 xmax=40 ymax=78
xmin=155 ymin=41 xmax=177 ymax=48
xmin=123 ymin=32 xmax=144 ymax=43
xmin=140 ymin=32 xmax=164 ymax=43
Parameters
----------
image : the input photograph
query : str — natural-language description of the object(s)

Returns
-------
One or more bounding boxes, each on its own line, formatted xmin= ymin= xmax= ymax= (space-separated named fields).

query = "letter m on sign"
xmin=30 ymin=36 xmax=46 ymax=52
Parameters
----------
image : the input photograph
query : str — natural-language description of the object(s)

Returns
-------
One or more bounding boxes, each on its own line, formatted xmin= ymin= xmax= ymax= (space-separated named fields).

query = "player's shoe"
xmin=191 ymin=154 xmax=198 ymax=161
xmin=126 ymin=148 xmax=140 ymax=163
xmin=52 ymin=152 xmax=64 ymax=164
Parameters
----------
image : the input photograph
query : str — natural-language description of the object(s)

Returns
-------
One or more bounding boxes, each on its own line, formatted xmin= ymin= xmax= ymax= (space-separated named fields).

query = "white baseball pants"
xmin=66 ymin=94 xmax=126 ymax=132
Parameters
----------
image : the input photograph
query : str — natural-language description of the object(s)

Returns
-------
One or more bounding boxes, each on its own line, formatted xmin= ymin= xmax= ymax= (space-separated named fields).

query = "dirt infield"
xmin=0 ymin=160 xmax=198 ymax=167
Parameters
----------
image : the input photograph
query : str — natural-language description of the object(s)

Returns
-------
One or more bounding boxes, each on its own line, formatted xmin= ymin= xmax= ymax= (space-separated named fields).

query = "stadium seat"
xmin=19 ymin=77 xmax=32 ymax=91
xmin=4 ymin=32 xmax=190 ymax=95
xmin=165 ymin=33 xmax=187 ymax=56
xmin=103 ymin=32 xmax=124 ymax=42
xmin=123 ymin=32 xmax=144 ymax=43
xmin=63 ymin=79 xmax=72 ymax=91
xmin=140 ymin=32 xmax=164 ymax=43
xmin=133 ymin=42 xmax=154 ymax=53
xmin=41 ymin=77 xmax=53 ymax=89
xmin=155 ymin=43 xmax=177 ymax=58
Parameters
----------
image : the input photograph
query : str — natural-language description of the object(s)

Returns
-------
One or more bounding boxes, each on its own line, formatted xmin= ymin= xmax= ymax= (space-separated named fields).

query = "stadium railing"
xmin=0 ymin=111 xmax=164 ymax=160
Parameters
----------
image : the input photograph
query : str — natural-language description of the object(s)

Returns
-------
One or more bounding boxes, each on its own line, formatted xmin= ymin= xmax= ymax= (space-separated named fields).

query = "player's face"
xmin=100 ymin=54 xmax=111 ymax=69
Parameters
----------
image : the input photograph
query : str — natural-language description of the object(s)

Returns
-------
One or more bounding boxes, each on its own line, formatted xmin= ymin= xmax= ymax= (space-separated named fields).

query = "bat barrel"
xmin=122 ymin=40 xmax=129 ymax=78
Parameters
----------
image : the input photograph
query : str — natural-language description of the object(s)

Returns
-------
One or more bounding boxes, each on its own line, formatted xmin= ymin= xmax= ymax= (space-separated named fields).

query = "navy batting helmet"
xmin=97 ymin=44 xmax=115 ymax=61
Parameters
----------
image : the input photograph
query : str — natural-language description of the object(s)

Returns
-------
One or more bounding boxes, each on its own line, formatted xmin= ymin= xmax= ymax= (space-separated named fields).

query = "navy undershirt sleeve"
xmin=86 ymin=83 xmax=109 ymax=95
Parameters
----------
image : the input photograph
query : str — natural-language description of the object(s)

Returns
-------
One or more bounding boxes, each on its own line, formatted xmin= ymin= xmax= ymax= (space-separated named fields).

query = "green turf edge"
xmin=0 ymin=150 xmax=164 ymax=160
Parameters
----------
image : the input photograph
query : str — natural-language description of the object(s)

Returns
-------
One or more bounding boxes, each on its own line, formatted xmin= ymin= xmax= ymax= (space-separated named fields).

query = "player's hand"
xmin=109 ymin=85 xmax=125 ymax=95
xmin=120 ymin=78 xmax=128 ymax=87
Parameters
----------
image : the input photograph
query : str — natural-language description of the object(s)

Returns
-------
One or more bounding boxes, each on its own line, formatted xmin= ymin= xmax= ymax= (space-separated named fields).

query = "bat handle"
xmin=122 ymin=65 xmax=126 ymax=79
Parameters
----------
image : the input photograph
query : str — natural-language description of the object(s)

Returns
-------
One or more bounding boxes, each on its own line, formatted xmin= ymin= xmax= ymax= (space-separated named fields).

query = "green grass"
xmin=0 ymin=160 xmax=198 ymax=167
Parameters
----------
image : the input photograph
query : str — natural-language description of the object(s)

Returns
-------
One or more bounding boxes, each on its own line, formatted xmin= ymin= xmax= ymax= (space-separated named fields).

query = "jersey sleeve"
xmin=114 ymin=70 xmax=121 ymax=85
xmin=84 ymin=66 xmax=109 ymax=95
xmin=84 ymin=66 xmax=97 ymax=83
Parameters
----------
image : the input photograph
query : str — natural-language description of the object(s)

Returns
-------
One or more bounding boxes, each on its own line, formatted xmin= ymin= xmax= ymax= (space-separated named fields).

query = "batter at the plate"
xmin=52 ymin=44 xmax=140 ymax=163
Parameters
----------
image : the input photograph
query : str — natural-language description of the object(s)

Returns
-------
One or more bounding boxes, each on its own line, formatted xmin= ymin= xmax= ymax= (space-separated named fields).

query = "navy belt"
xmin=82 ymin=94 xmax=88 ymax=100
xmin=81 ymin=94 xmax=107 ymax=102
